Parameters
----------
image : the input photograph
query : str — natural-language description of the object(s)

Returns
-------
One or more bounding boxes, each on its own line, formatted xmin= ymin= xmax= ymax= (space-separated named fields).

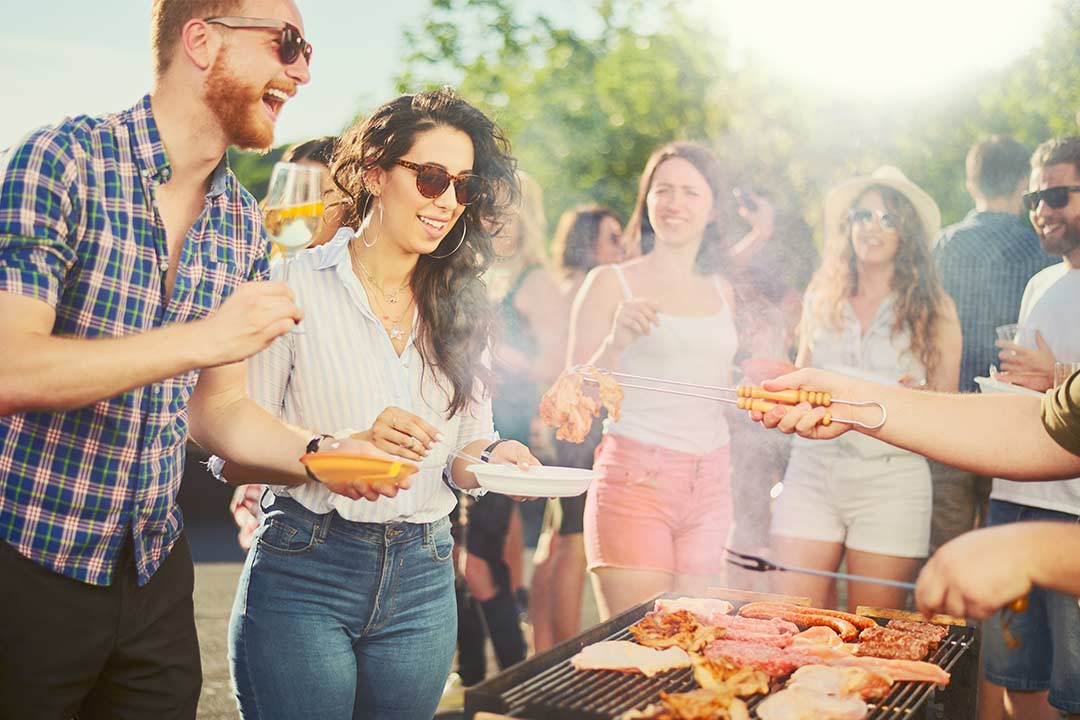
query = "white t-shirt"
xmin=991 ymin=262 xmax=1080 ymax=514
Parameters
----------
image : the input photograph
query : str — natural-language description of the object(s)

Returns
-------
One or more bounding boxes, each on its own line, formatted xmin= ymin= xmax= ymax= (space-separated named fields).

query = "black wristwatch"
xmin=304 ymin=434 xmax=332 ymax=483
xmin=480 ymin=438 xmax=509 ymax=463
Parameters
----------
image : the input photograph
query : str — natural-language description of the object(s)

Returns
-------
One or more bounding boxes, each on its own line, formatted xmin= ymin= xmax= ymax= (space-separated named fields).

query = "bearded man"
xmin=0 ymin=2 xmax=388 ymax=718
xmin=979 ymin=135 xmax=1080 ymax=720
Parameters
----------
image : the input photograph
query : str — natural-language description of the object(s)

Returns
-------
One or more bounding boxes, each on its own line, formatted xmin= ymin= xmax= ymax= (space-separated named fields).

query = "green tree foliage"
xmin=396 ymin=0 xmax=732 ymax=228
xmin=227 ymin=0 xmax=1080 ymax=246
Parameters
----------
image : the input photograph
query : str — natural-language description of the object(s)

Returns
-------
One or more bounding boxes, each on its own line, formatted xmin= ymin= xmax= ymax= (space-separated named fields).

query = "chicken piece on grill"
xmin=538 ymin=366 xmax=623 ymax=443
xmin=756 ymin=686 xmax=868 ymax=720
xmin=691 ymin=654 xmax=770 ymax=697
xmin=630 ymin=609 xmax=720 ymax=652
xmin=621 ymin=690 xmax=750 ymax=720
xmin=570 ymin=640 xmax=691 ymax=677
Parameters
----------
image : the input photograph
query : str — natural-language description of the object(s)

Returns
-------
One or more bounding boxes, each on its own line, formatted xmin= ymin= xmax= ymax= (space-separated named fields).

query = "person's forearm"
xmin=0 ymin=323 xmax=207 ymax=415
xmin=727 ymin=225 xmax=772 ymax=270
xmin=851 ymin=382 xmax=1080 ymax=480
xmin=190 ymin=396 xmax=312 ymax=486
xmin=1027 ymin=523 xmax=1080 ymax=595
xmin=449 ymin=438 xmax=488 ymax=490
xmin=585 ymin=336 xmax=623 ymax=371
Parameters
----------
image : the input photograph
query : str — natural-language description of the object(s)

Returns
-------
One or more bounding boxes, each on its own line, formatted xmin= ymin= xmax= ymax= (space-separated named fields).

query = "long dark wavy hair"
xmin=622 ymin=141 xmax=728 ymax=275
xmin=330 ymin=88 xmax=519 ymax=416
xmin=550 ymin=204 xmax=623 ymax=278
xmin=806 ymin=184 xmax=947 ymax=377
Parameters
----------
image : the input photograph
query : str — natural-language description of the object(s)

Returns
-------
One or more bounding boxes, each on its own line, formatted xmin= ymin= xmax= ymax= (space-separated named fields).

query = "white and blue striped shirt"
xmin=251 ymin=228 xmax=494 ymax=523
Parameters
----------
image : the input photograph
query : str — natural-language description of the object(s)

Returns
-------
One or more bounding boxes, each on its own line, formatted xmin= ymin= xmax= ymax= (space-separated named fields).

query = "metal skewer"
xmin=575 ymin=365 xmax=888 ymax=430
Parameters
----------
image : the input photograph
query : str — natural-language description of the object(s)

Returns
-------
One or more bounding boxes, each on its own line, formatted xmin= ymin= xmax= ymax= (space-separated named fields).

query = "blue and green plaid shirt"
xmin=0 ymin=95 xmax=270 ymax=586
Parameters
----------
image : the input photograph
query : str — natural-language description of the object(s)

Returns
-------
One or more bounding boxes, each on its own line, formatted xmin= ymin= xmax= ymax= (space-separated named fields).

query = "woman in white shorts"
xmin=770 ymin=167 xmax=961 ymax=611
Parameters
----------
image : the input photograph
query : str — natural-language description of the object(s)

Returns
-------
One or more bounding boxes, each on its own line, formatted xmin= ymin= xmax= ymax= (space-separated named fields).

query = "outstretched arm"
xmin=916 ymin=522 xmax=1080 ymax=619
xmin=754 ymin=368 xmax=1080 ymax=481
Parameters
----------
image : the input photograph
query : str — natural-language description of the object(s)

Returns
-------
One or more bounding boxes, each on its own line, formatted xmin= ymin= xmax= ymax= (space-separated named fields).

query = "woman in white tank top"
xmin=568 ymin=142 xmax=739 ymax=619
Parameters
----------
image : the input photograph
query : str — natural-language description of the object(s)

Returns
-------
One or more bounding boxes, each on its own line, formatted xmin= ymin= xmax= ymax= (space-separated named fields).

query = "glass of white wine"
xmin=263 ymin=162 xmax=324 ymax=334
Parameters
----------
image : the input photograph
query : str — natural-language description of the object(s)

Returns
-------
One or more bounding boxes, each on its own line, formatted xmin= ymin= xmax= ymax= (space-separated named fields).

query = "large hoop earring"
xmin=429 ymin=217 xmax=467 ymax=259
xmin=361 ymin=195 xmax=381 ymax=248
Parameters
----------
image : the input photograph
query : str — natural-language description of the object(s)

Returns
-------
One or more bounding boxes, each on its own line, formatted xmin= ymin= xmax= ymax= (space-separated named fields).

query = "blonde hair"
xmin=151 ymin=0 xmax=242 ymax=76
xmin=806 ymin=184 xmax=947 ymax=377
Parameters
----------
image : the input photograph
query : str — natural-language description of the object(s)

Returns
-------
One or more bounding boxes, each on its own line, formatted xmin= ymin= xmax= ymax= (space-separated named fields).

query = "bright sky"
xmin=0 ymin=1 xmax=1055 ymax=149
xmin=716 ymin=0 xmax=1054 ymax=97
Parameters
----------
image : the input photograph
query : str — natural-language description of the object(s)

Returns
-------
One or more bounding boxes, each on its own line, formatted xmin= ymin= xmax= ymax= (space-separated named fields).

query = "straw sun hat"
xmin=823 ymin=166 xmax=941 ymax=244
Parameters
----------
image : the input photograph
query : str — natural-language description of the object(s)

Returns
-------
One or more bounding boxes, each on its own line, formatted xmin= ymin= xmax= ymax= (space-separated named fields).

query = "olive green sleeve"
xmin=1042 ymin=370 xmax=1080 ymax=457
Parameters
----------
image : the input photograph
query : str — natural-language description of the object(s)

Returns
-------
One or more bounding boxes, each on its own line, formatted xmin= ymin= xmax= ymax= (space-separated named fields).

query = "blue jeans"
xmin=982 ymin=499 xmax=1080 ymax=713
xmin=229 ymin=497 xmax=456 ymax=720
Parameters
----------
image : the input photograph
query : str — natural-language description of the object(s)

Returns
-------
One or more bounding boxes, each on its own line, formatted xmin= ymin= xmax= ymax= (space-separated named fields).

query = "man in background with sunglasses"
xmin=973 ymin=135 xmax=1080 ymax=720
xmin=0 ymin=2 xmax=385 ymax=718
xmin=929 ymin=136 xmax=1054 ymax=563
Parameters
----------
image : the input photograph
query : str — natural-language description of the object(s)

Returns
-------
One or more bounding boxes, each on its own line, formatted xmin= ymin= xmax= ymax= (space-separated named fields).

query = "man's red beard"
xmin=205 ymin=50 xmax=275 ymax=151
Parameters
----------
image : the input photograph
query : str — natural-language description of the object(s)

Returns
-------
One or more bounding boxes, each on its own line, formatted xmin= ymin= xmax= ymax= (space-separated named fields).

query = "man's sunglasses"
xmin=1022 ymin=186 xmax=1080 ymax=212
xmin=395 ymin=160 xmax=488 ymax=205
xmin=848 ymin=208 xmax=901 ymax=230
xmin=205 ymin=17 xmax=313 ymax=66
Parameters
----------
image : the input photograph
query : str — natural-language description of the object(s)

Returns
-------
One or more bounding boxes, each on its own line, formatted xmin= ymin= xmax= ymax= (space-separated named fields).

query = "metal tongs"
xmin=725 ymin=548 xmax=915 ymax=590
xmin=726 ymin=547 xmax=1030 ymax=641
xmin=577 ymin=366 xmax=887 ymax=430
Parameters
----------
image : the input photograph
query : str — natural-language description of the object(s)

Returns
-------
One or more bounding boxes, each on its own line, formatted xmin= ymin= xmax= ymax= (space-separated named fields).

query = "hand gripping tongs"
xmin=576 ymin=366 xmax=887 ymax=430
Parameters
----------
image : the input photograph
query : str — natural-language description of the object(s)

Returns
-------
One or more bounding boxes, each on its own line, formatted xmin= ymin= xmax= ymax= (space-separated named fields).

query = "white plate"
xmin=467 ymin=464 xmax=599 ymax=497
xmin=974 ymin=376 xmax=1044 ymax=397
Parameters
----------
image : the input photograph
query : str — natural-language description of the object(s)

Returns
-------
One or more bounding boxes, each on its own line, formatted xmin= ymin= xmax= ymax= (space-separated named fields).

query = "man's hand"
xmin=995 ymin=370 xmax=1053 ymax=392
xmin=997 ymin=330 xmax=1054 ymax=385
xmin=915 ymin=524 xmax=1036 ymax=620
xmin=752 ymin=368 xmax=858 ymax=440
xmin=195 ymin=282 xmax=302 ymax=367
xmin=315 ymin=437 xmax=416 ymax=502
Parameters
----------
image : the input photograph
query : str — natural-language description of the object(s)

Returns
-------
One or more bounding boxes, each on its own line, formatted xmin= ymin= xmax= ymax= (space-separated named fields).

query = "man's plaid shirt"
xmin=0 ymin=95 xmax=269 ymax=586
xmin=934 ymin=209 xmax=1055 ymax=394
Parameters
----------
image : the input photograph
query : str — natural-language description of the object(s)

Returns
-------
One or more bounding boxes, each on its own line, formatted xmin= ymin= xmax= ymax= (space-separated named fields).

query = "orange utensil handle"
xmin=1007 ymin=596 xmax=1028 ymax=613
xmin=737 ymin=397 xmax=832 ymax=426
xmin=737 ymin=386 xmax=832 ymax=407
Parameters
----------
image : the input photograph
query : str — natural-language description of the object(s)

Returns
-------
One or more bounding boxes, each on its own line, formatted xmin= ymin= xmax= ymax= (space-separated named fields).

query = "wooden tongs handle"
xmin=737 ymin=396 xmax=832 ymax=426
xmin=737 ymin=385 xmax=832 ymax=407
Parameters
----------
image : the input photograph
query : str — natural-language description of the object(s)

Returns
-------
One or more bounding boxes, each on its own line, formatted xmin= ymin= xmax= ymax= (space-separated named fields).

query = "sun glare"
xmin=711 ymin=0 xmax=1052 ymax=99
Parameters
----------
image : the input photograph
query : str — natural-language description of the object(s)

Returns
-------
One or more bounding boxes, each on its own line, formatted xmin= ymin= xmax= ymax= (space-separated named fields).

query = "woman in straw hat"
xmin=768 ymin=166 xmax=961 ymax=612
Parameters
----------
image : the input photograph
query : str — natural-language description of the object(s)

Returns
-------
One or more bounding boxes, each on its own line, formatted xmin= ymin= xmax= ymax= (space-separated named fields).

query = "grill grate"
xmin=466 ymin=597 xmax=976 ymax=720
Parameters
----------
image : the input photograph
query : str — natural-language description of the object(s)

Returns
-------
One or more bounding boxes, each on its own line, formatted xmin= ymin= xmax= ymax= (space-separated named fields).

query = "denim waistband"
xmin=266 ymin=495 xmax=450 ymax=547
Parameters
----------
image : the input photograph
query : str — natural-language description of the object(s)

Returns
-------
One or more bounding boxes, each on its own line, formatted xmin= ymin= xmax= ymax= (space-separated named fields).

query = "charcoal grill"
xmin=465 ymin=594 xmax=978 ymax=720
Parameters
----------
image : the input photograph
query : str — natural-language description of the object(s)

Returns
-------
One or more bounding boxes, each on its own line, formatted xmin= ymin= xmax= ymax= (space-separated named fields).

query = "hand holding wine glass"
xmin=263 ymin=162 xmax=324 ymax=333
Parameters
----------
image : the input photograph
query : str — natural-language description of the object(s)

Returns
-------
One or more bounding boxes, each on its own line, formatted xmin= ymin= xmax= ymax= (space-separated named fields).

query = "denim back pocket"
xmin=425 ymin=517 xmax=454 ymax=562
xmin=258 ymin=509 xmax=319 ymax=556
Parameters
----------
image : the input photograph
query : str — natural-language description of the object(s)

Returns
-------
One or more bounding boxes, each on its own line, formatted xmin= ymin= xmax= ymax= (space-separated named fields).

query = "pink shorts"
xmin=584 ymin=433 xmax=732 ymax=576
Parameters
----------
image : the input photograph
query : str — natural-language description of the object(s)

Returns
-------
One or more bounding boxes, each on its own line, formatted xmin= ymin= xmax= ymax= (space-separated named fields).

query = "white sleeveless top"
xmin=795 ymin=291 xmax=926 ymax=459
xmin=604 ymin=264 xmax=738 ymax=454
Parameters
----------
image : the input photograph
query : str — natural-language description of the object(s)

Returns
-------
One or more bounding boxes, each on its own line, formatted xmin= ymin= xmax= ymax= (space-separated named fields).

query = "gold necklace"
xmin=354 ymin=254 xmax=411 ymax=305
xmin=358 ymin=271 xmax=414 ymax=342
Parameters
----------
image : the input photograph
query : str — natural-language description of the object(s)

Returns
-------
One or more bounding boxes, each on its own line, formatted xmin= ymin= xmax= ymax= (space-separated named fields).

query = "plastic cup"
xmin=1054 ymin=362 xmax=1080 ymax=388
xmin=996 ymin=324 xmax=1019 ymax=343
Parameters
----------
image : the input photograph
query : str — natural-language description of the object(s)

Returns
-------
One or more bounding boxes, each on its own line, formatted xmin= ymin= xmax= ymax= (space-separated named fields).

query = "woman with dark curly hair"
xmin=225 ymin=88 xmax=540 ymax=720
xmin=769 ymin=166 xmax=961 ymax=612
xmin=569 ymin=142 xmax=739 ymax=619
